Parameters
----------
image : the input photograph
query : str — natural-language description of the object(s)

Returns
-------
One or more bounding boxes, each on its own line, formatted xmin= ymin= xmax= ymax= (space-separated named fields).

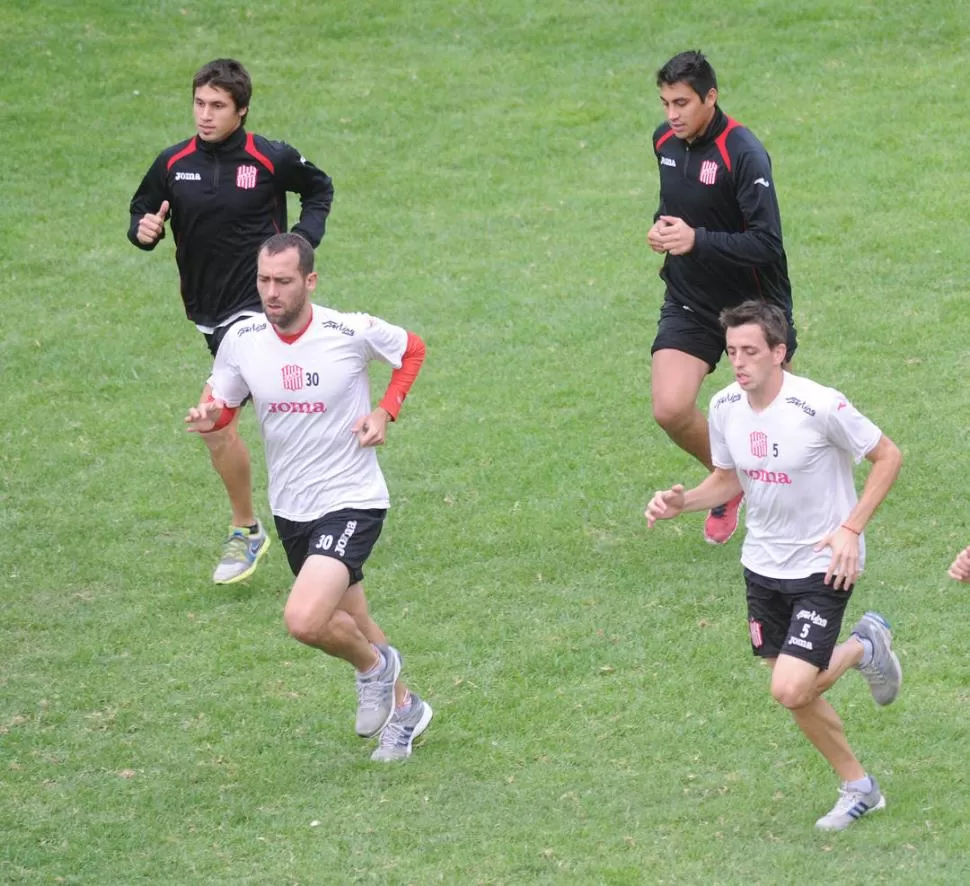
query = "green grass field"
xmin=2 ymin=1 xmax=969 ymax=883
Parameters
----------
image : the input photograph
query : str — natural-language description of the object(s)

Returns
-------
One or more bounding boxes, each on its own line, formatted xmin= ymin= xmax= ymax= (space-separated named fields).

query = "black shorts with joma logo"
xmin=744 ymin=568 xmax=851 ymax=670
xmin=274 ymin=508 xmax=386 ymax=583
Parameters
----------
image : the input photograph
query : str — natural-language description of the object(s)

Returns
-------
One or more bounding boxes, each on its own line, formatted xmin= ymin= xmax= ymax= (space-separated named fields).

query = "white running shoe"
xmin=815 ymin=777 xmax=886 ymax=831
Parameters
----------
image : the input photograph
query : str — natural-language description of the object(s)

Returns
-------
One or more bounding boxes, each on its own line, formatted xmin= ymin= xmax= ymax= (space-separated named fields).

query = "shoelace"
xmin=356 ymin=675 xmax=389 ymax=709
xmin=860 ymin=661 xmax=886 ymax=680
xmin=377 ymin=717 xmax=411 ymax=749
xmin=859 ymin=654 xmax=891 ymax=684
xmin=222 ymin=531 xmax=252 ymax=562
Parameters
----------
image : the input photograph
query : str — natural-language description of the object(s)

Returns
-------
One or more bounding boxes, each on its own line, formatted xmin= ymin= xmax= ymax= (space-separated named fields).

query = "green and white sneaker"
xmin=371 ymin=695 xmax=433 ymax=762
xmin=212 ymin=521 xmax=271 ymax=585
xmin=815 ymin=777 xmax=886 ymax=831
xmin=852 ymin=611 xmax=902 ymax=705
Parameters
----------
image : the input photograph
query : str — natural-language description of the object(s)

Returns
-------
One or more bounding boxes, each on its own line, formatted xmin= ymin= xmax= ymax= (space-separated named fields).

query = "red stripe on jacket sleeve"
xmin=655 ymin=128 xmax=676 ymax=151
xmin=714 ymin=118 xmax=742 ymax=172
xmin=166 ymin=137 xmax=198 ymax=171
xmin=245 ymin=132 xmax=276 ymax=173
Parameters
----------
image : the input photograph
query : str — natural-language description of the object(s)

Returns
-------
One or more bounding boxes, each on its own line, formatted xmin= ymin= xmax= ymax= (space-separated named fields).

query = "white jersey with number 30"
xmin=209 ymin=306 xmax=408 ymax=522
xmin=708 ymin=372 xmax=882 ymax=579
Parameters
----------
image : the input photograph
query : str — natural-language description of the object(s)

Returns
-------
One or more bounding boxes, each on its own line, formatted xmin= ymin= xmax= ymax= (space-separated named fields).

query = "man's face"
xmin=725 ymin=323 xmax=787 ymax=394
xmin=193 ymin=84 xmax=245 ymax=143
xmin=257 ymin=248 xmax=317 ymax=332
xmin=659 ymin=81 xmax=717 ymax=142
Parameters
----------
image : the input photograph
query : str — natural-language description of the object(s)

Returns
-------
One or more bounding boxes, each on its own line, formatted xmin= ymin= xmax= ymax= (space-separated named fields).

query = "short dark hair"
xmin=656 ymin=50 xmax=717 ymax=99
xmin=720 ymin=300 xmax=789 ymax=351
xmin=260 ymin=232 xmax=315 ymax=276
xmin=193 ymin=58 xmax=252 ymax=124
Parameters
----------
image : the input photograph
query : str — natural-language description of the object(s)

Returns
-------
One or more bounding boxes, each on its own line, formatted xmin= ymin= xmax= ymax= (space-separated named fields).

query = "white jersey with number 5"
xmin=209 ymin=306 xmax=408 ymax=522
xmin=708 ymin=372 xmax=882 ymax=579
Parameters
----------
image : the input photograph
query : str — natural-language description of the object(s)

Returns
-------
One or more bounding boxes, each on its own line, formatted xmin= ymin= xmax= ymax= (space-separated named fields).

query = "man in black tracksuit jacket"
xmin=646 ymin=50 xmax=797 ymax=546
xmin=128 ymin=126 xmax=333 ymax=332
xmin=127 ymin=58 xmax=334 ymax=585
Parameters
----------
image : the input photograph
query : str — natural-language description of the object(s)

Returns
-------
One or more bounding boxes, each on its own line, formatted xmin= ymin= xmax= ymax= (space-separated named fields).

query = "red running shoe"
xmin=703 ymin=493 xmax=744 ymax=545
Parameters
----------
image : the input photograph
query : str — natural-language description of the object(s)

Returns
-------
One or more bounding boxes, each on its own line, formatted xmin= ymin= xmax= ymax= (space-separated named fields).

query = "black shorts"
xmin=274 ymin=508 xmax=387 ymax=583
xmin=744 ymin=568 xmax=851 ymax=670
xmin=202 ymin=312 xmax=261 ymax=358
xmin=651 ymin=295 xmax=798 ymax=372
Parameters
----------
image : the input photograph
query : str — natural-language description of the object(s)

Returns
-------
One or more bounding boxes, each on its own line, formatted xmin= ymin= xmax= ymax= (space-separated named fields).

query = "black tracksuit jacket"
xmin=128 ymin=127 xmax=334 ymax=329
xmin=652 ymin=106 xmax=792 ymax=328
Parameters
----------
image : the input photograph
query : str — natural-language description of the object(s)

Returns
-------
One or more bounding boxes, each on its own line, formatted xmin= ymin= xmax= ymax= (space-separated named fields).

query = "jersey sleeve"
xmin=272 ymin=141 xmax=335 ymax=247
xmin=708 ymin=394 xmax=735 ymax=470
xmin=127 ymin=153 xmax=170 ymax=251
xmin=353 ymin=314 xmax=409 ymax=366
xmin=692 ymin=136 xmax=785 ymax=266
xmin=207 ymin=335 xmax=251 ymax=408
xmin=823 ymin=392 xmax=883 ymax=461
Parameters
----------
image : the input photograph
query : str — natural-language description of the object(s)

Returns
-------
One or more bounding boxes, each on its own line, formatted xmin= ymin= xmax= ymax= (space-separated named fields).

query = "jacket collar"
xmin=688 ymin=106 xmax=727 ymax=147
xmin=197 ymin=126 xmax=247 ymax=154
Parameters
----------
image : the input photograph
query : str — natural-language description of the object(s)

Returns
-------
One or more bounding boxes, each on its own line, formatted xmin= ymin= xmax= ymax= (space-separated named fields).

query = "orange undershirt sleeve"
xmin=379 ymin=331 xmax=426 ymax=420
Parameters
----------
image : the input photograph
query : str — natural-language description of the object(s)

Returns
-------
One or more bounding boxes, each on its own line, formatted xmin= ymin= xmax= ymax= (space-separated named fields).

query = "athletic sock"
xmin=846 ymin=774 xmax=873 ymax=793
xmin=248 ymin=523 xmax=260 ymax=535
xmin=358 ymin=646 xmax=386 ymax=679
xmin=396 ymin=690 xmax=412 ymax=712
xmin=855 ymin=635 xmax=874 ymax=667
